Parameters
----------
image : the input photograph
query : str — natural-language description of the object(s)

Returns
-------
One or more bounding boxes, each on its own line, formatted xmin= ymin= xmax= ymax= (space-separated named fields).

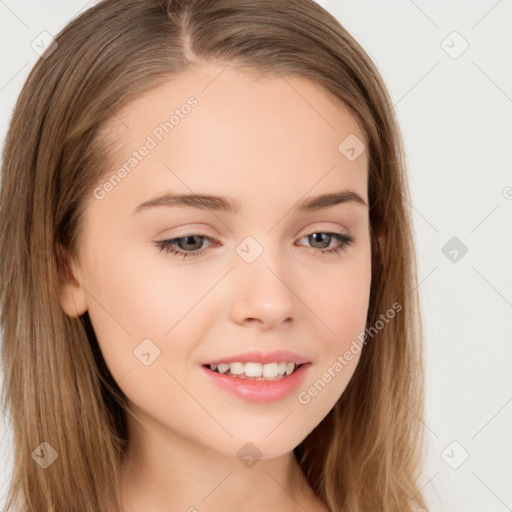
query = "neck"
xmin=117 ymin=409 xmax=324 ymax=512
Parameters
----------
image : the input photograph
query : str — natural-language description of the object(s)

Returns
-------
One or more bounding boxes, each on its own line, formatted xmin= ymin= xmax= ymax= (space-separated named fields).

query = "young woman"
xmin=0 ymin=1 xmax=428 ymax=511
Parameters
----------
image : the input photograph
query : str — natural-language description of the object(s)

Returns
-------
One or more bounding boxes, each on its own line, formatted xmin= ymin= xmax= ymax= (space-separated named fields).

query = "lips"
xmin=207 ymin=361 xmax=302 ymax=380
xmin=201 ymin=349 xmax=311 ymax=366
xmin=200 ymin=361 xmax=312 ymax=403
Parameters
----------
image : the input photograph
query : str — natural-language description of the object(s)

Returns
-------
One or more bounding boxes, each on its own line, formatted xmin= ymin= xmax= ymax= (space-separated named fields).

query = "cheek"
xmin=81 ymin=246 xmax=180 ymax=378
xmin=297 ymin=256 xmax=371 ymax=406
xmin=82 ymin=241 xmax=224 ymax=399
xmin=83 ymin=253 xmax=205 ymax=432
xmin=306 ymin=254 xmax=372 ymax=349
xmin=86 ymin=242 xmax=206 ymax=335
xmin=329 ymin=274 xmax=371 ymax=348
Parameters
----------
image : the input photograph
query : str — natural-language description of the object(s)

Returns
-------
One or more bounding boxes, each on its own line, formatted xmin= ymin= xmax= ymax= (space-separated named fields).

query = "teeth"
xmin=229 ymin=362 xmax=245 ymax=375
xmin=208 ymin=361 xmax=299 ymax=379
xmin=262 ymin=362 xmax=279 ymax=377
xmin=285 ymin=362 xmax=295 ymax=375
xmin=217 ymin=363 xmax=230 ymax=374
xmin=244 ymin=362 xmax=263 ymax=377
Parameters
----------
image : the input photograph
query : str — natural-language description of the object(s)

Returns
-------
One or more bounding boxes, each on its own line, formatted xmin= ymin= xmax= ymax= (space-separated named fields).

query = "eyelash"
xmin=154 ymin=231 xmax=355 ymax=260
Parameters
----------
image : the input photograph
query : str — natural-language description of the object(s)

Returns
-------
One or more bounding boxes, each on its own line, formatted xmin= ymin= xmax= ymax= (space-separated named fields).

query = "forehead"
xmin=94 ymin=63 xmax=368 ymax=215
xmin=104 ymin=62 xmax=366 ymax=155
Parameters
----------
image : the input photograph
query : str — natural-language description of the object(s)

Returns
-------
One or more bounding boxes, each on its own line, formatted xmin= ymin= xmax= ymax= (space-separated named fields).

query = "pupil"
xmin=311 ymin=233 xmax=329 ymax=248
xmin=182 ymin=235 xmax=202 ymax=250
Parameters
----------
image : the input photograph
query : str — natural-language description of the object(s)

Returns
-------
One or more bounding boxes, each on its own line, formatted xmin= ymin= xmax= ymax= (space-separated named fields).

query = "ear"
xmin=57 ymin=243 xmax=88 ymax=317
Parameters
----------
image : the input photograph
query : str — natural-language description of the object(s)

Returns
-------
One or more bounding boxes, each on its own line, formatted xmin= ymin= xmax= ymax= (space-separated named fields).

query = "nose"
xmin=228 ymin=245 xmax=298 ymax=330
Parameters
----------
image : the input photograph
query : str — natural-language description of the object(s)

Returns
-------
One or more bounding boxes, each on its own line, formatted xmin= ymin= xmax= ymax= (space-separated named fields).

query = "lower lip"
xmin=200 ymin=363 xmax=311 ymax=403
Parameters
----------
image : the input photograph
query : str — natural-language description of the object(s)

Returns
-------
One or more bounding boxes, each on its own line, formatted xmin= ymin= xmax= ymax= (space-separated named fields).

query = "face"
xmin=60 ymin=62 xmax=372 ymax=461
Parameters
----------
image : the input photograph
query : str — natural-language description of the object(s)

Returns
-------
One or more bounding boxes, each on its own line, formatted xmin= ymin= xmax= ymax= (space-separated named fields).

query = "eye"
xmin=297 ymin=232 xmax=355 ymax=257
xmin=154 ymin=231 xmax=355 ymax=260
xmin=155 ymin=234 xmax=217 ymax=260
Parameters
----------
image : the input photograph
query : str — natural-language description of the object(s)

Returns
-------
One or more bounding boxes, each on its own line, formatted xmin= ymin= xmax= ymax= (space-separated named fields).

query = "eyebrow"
xmin=132 ymin=189 xmax=367 ymax=216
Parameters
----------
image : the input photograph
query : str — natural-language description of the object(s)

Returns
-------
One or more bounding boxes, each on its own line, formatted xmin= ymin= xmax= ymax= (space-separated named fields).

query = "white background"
xmin=1 ymin=1 xmax=511 ymax=510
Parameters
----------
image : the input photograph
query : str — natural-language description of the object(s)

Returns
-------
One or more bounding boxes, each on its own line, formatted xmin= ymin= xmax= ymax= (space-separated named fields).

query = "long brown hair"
xmin=0 ymin=1 xmax=428 ymax=510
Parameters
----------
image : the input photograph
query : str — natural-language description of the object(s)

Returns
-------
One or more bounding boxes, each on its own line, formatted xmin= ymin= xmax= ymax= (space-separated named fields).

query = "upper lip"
xmin=202 ymin=350 xmax=311 ymax=366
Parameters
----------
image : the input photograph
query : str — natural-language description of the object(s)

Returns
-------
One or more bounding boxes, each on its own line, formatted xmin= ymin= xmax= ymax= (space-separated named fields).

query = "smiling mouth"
xmin=202 ymin=362 xmax=305 ymax=381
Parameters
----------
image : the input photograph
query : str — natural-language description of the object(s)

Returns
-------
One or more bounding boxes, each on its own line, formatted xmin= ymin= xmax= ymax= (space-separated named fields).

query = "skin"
xmin=60 ymin=62 xmax=372 ymax=512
